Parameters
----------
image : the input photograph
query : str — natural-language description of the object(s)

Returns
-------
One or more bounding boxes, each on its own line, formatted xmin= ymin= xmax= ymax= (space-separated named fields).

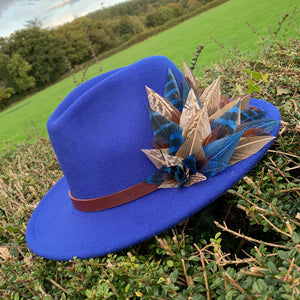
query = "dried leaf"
xmin=141 ymin=149 xmax=168 ymax=169
xmin=180 ymin=89 xmax=201 ymax=129
xmin=201 ymin=76 xmax=221 ymax=117
xmin=0 ymin=247 xmax=11 ymax=260
xmin=229 ymin=136 xmax=275 ymax=165
xmin=184 ymin=173 xmax=206 ymax=187
xmin=146 ymin=86 xmax=181 ymax=124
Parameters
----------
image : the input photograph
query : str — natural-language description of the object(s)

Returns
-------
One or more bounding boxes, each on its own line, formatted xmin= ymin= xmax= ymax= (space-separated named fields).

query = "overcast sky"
xmin=0 ymin=0 xmax=128 ymax=38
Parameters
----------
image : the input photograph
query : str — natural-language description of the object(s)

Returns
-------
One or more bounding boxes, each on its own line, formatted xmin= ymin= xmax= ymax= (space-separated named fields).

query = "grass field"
xmin=0 ymin=0 xmax=299 ymax=151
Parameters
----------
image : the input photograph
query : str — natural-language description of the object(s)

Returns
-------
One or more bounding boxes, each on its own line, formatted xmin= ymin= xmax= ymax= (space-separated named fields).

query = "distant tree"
xmin=168 ymin=3 xmax=184 ymax=17
xmin=158 ymin=6 xmax=174 ymax=23
xmin=7 ymin=22 xmax=66 ymax=87
xmin=145 ymin=10 xmax=164 ymax=28
xmin=6 ymin=54 xmax=36 ymax=93
xmin=0 ymin=53 xmax=10 ymax=85
xmin=0 ymin=86 xmax=15 ymax=108
xmin=113 ymin=16 xmax=135 ymax=41
xmin=186 ymin=0 xmax=200 ymax=11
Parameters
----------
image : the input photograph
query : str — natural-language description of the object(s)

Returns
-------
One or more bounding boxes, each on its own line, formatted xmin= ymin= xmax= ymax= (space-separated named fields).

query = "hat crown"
xmin=47 ymin=56 xmax=183 ymax=199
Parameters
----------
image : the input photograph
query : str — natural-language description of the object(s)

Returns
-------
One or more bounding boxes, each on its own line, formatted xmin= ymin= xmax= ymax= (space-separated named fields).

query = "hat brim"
xmin=26 ymin=98 xmax=280 ymax=260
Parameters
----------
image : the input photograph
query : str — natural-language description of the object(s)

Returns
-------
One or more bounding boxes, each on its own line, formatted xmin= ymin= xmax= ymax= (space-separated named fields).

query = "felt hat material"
xmin=26 ymin=56 xmax=280 ymax=260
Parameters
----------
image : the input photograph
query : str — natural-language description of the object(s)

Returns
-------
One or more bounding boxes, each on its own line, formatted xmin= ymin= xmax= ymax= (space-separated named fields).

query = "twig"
xmin=181 ymin=259 xmax=194 ymax=287
xmin=84 ymin=29 xmax=102 ymax=73
xmin=267 ymin=149 xmax=300 ymax=160
xmin=47 ymin=278 xmax=69 ymax=295
xmin=64 ymin=56 xmax=79 ymax=86
xmin=223 ymin=272 xmax=254 ymax=300
xmin=190 ymin=44 xmax=204 ymax=70
xmin=259 ymin=214 xmax=291 ymax=238
xmin=199 ymin=251 xmax=210 ymax=299
xmin=215 ymin=221 xmax=289 ymax=249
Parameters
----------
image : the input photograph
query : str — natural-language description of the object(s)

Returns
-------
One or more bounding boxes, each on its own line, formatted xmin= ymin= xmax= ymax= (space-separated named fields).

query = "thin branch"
xmin=215 ymin=221 xmax=289 ymax=249
xmin=223 ymin=272 xmax=254 ymax=300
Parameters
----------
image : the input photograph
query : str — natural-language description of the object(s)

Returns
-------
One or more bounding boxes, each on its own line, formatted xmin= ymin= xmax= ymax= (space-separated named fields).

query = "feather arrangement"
xmin=143 ymin=62 xmax=280 ymax=189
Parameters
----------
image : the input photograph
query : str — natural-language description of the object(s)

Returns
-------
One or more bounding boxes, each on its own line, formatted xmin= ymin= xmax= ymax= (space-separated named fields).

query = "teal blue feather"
xmin=147 ymin=106 xmax=185 ymax=155
xmin=145 ymin=166 xmax=169 ymax=185
xmin=210 ymin=101 xmax=240 ymax=134
xmin=238 ymin=119 xmax=280 ymax=133
xmin=203 ymin=131 xmax=243 ymax=164
xmin=164 ymin=68 xmax=183 ymax=112
xmin=241 ymin=110 xmax=267 ymax=122
xmin=201 ymin=161 xmax=229 ymax=177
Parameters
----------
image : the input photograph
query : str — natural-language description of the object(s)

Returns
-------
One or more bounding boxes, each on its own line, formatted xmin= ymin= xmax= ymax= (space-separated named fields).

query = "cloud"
xmin=47 ymin=0 xmax=80 ymax=11
xmin=0 ymin=0 xmax=40 ymax=17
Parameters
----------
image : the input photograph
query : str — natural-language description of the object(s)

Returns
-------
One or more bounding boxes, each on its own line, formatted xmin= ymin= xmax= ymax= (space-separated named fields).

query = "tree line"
xmin=0 ymin=0 xmax=222 ymax=109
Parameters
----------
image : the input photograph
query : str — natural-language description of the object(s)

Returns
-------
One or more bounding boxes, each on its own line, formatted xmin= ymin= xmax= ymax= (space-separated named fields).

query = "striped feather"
xmin=240 ymin=110 xmax=267 ymax=123
xmin=201 ymin=76 xmax=221 ymax=117
xmin=203 ymin=131 xmax=243 ymax=164
xmin=177 ymin=107 xmax=211 ymax=159
xmin=141 ymin=149 xmax=169 ymax=169
xmin=164 ymin=68 xmax=183 ymax=112
xmin=229 ymin=136 xmax=275 ymax=165
xmin=147 ymin=106 xmax=185 ymax=155
xmin=180 ymin=89 xmax=201 ymax=130
xmin=146 ymin=86 xmax=181 ymax=124
xmin=237 ymin=119 xmax=280 ymax=133
xmin=183 ymin=60 xmax=201 ymax=98
xmin=210 ymin=100 xmax=241 ymax=135
xmin=184 ymin=173 xmax=206 ymax=187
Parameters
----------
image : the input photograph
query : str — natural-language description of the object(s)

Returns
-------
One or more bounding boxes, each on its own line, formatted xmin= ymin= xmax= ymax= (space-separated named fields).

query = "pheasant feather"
xmin=146 ymin=86 xmax=181 ymax=124
xmin=201 ymin=76 xmax=221 ymax=117
xmin=143 ymin=62 xmax=279 ymax=189
xmin=229 ymin=136 xmax=275 ymax=165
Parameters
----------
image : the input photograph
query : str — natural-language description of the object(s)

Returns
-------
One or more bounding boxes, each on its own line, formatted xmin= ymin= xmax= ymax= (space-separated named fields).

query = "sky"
xmin=0 ymin=0 xmax=128 ymax=38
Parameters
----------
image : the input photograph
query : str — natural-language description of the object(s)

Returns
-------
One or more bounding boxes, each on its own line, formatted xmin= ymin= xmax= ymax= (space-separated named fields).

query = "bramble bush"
xmin=0 ymin=13 xmax=299 ymax=299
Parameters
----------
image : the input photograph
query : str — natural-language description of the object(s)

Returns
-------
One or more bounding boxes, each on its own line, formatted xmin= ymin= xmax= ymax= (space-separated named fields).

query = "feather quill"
xmin=229 ymin=136 xmax=275 ymax=165
xmin=146 ymin=86 xmax=181 ymax=124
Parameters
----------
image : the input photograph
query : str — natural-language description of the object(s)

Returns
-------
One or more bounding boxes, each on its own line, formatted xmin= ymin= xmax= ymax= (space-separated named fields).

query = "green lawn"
xmin=0 ymin=0 xmax=299 ymax=150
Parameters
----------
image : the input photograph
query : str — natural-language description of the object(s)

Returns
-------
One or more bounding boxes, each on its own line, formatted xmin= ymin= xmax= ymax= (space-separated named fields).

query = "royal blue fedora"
xmin=26 ymin=56 xmax=280 ymax=260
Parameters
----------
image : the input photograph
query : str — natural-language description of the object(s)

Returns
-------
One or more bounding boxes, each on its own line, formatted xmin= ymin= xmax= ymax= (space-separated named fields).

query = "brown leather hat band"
xmin=69 ymin=182 xmax=159 ymax=212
